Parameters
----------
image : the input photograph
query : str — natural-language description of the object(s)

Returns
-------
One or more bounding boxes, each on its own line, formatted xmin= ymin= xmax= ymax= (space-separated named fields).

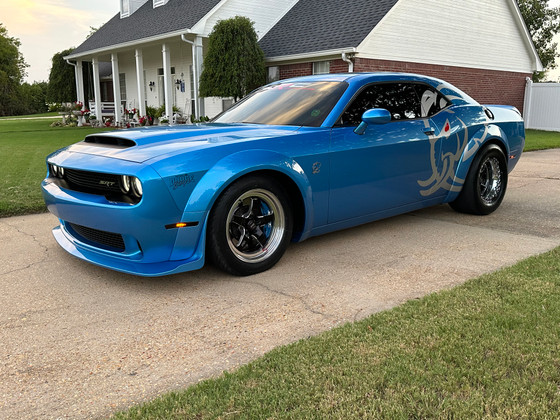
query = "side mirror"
xmin=354 ymin=108 xmax=391 ymax=135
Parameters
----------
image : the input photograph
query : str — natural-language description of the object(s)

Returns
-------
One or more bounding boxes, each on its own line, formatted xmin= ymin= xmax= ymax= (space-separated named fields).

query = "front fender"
xmin=183 ymin=149 xmax=314 ymax=237
xmin=445 ymin=124 xmax=509 ymax=202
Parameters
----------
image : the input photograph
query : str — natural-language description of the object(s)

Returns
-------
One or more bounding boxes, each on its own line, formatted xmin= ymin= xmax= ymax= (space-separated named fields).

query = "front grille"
xmin=64 ymin=169 xmax=122 ymax=194
xmin=67 ymin=222 xmax=125 ymax=252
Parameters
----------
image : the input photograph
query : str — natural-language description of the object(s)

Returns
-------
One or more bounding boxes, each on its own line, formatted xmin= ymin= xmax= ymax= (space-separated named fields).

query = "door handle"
xmin=423 ymin=127 xmax=435 ymax=135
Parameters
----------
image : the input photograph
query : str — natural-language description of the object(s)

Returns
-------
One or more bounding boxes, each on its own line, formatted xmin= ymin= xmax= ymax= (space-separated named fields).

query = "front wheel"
xmin=450 ymin=144 xmax=508 ymax=215
xmin=207 ymin=176 xmax=293 ymax=276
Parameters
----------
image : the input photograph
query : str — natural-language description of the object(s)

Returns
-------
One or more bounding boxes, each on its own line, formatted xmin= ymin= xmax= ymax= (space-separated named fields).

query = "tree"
xmin=0 ymin=23 xmax=28 ymax=116
xmin=199 ymin=16 xmax=266 ymax=101
xmin=517 ymin=0 xmax=560 ymax=81
xmin=47 ymin=48 xmax=77 ymax=103
xmin=20 ymin=82 xmax=48 ymax=114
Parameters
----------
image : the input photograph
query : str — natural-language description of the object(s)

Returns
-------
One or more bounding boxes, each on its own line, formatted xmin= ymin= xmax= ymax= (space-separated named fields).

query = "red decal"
xmin=444 ymin=122 xmax=450 ymax=132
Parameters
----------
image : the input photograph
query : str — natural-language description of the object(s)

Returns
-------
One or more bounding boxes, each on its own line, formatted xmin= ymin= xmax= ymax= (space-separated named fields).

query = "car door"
xmin=328 ymin=82 xmax=447 ymax=224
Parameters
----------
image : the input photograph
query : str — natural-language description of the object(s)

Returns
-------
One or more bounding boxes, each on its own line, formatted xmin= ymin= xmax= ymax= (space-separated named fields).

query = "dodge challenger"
xmin=42 ymin=73 xmax=525 ymax=276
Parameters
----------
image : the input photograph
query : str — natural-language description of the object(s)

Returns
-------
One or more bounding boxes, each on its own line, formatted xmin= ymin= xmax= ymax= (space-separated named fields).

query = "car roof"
xmin=278 ymin=72 xmax=477 ymax=106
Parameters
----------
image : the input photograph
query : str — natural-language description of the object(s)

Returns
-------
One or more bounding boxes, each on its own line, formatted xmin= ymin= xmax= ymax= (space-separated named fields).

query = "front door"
xmin=328 ymin=82 xmax=450 ymax=223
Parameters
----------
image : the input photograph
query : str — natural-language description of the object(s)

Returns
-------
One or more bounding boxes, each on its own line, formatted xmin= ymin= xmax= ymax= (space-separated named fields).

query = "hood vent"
xmin=84 ymin=136 xmax=136 ymax=148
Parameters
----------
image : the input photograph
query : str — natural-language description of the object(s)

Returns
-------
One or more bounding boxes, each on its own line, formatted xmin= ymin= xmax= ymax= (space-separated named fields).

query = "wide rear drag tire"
xmin=450 ymin=144 xmax=508 ymax=215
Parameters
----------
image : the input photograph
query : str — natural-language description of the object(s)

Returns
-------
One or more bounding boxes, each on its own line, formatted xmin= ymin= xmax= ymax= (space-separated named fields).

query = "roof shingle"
xmin=259 ymin=0 xmax=399 ymax=58
xmin=70 ymin=0 xmax=221 ymax=56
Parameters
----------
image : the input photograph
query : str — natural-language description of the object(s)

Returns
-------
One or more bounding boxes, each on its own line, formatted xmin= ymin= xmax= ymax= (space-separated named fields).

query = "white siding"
xmin=358 ymin=0 xmax=537 ymax=73
xmin=196 ymin=0 xmax=299 ymax=39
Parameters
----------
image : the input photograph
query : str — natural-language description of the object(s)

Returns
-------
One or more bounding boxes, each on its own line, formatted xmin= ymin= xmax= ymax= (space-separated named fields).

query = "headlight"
xmin=131 ymin=177 xmax=143 ymax=197
xmin=51 ymin=164 xmax=59 ymax=177
xmin=59 ymin=167 xmax=65 ymax=177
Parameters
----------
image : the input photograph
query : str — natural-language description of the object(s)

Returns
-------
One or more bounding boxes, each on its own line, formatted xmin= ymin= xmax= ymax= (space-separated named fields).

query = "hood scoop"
xmin=84 ymin=135 xmax=136 ymax=148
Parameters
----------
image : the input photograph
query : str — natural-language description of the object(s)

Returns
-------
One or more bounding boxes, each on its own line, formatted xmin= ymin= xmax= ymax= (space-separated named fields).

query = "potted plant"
xmin=159 ymin=115 xmax=169 ymax=125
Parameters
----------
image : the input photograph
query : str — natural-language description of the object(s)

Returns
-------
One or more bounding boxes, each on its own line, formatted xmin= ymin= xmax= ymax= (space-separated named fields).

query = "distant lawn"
xmin=114 ymin=247 xmax=560 ymax=419
xmin=0 ymin=112 xmax=60 ymax=119
xmin=0 ymin=119 xmax=558 ymax=218
xmin=524 ymin=129 xmax=560 ymax=151
xmin=0 ymin=117 xmax=110 ymax=217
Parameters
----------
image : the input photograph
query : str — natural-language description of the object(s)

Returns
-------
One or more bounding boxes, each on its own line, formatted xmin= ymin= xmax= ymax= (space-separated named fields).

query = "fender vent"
xmin=84 ymin=136 xmax=136 ymax=148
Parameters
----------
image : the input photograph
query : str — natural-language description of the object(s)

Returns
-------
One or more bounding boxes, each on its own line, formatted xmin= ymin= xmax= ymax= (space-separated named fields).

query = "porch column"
xmin=162 ymin=43 xmax=173 ymax=123
xmin=135 ymin=48 xmax=146 ymax=117
xmin=92 ymin=57 xmax=102 ymax=122
xmin=194 ymin=35 xmax=204 ymax=118
xmin=75 ymin=60 xmax=85 ymax=107
xmin=111 ymin=53 xmax=122 ymax=124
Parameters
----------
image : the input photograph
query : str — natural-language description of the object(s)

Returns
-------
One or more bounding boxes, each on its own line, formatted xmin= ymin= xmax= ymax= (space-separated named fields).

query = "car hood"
xmin=64 ymin=124 xmax=301 ymax=163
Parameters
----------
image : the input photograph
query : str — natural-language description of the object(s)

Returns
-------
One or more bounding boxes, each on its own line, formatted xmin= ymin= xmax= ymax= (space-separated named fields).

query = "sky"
xmin=3 ymin=0 xmax=560 ymax=83
xmin=3 ymin=0 xmax=118 ymax=83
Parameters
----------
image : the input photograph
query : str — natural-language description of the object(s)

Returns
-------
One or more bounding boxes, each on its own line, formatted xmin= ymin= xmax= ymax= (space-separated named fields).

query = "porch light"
xmin=175 ymin=79 xmax=183 ymax=90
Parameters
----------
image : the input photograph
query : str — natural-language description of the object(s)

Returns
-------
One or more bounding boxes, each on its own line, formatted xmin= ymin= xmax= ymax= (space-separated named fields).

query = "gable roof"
xmin=69 ymin=0 xmax=222 ymax=57
xmin=259 ymin=0 xmax=399 ymax=59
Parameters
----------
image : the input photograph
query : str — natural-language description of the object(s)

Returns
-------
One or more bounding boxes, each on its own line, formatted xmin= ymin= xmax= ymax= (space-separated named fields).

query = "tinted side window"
xmin=413 ymin=84 xmax=449 ymax=118
xmin=339 ymin=83 xmax=448 ymax=126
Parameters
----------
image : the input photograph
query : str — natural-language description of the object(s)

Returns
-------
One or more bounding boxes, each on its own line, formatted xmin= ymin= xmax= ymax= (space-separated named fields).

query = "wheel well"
xmin=218 ymin=170 xmax=306 ymax=240
xmin=483 ymin=138 xmax=508 ymax=161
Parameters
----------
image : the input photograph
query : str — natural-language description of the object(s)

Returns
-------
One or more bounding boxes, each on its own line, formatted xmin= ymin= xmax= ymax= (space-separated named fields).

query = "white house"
xmin=66 ymin=0 xmax=542 ymax=123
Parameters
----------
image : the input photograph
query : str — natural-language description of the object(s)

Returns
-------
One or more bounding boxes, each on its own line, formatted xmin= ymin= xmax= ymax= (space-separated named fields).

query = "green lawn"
xmin=524 ymin=129 xmax=560 ymax=151
xmin=0 ymin=117 xmax=110 ymax=217
xmin=0 ymin=112 xmax=60 ymax=119
xmin=114 ymin=247 xmax=560 ymax=419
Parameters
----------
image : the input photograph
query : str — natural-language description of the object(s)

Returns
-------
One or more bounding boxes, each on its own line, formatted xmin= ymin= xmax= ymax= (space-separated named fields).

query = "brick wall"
xmin=279 ymin=62 xmax=313 ymax=79
xmin=277 ymin=58 xmax=530 ymax=112
xmin=353 ymin=58 xmax=530 ymax=112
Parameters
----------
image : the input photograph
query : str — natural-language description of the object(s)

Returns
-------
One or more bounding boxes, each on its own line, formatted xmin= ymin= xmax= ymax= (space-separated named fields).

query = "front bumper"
xmin=41 ymin=155 xmax=208 ymax=276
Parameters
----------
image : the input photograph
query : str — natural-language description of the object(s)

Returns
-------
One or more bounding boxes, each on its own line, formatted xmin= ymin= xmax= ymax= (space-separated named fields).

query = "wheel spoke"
xmin=225 ymin=187 xmax=287 ymax=264
xmin=255 ymin=212 xmax=274 ymax=225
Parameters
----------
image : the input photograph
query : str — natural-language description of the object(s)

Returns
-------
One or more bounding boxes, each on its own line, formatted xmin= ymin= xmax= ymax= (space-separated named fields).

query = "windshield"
xmin=213 ymin=81 xmax=348 ymax=127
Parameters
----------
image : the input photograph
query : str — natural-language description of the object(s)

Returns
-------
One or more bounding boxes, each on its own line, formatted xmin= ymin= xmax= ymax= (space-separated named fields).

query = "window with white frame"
xmin=267 ymin=66 xmax=280 ymax=83
xmin=119 ymin=73 xmax=127 ymax=101
xmin=313 ymin=61 xmax=330 ymax=75
xmin=120 ymin=0 xmax=130 ymax=18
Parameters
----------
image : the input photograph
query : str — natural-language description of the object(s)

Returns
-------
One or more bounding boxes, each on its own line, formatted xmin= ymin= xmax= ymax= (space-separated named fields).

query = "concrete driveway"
xmin=1 ymin=149 xmax=559 ymax=419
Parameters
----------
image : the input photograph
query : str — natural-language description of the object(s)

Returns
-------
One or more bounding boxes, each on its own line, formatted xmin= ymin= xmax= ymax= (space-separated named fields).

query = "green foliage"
xmin=46 ymin=48 xmax=77 ymax=103
xmin=0 ymin=23 xmax=28 ymax=116
xmin=190 ymin=114 xmax=210 ymax=123
xmin=517 ymin=0 xmax=560 ymax=81
xmin=199 ymin=16 xmax=266 ymax=101
xmin=155 ymin=104 xmax=166 ymax=118
xmin=19 ymin=82 xmax=48 ymax=114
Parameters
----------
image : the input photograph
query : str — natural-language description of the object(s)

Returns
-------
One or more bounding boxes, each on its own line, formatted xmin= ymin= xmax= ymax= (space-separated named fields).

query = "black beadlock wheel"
xmin=450 ymin=144 xmax=508 ymax=215
xmin=207 ymin=176 xmax=293 ymax=276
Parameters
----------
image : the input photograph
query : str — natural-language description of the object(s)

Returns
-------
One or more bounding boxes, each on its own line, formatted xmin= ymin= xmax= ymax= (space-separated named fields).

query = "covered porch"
xmin=67 ymin=33 xmax=213 ymax=125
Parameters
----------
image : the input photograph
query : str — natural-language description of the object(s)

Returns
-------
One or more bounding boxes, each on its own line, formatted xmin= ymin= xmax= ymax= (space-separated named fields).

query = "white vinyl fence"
xmin=523 ymin=78 xmax=560 ymax=131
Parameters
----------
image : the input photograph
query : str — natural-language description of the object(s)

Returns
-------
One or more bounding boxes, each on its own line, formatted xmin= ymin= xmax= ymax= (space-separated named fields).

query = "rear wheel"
xmin=450 ymin=144 xmax=508 ymax=215
xmin=207 ymin=176 xmax=293 ymax=276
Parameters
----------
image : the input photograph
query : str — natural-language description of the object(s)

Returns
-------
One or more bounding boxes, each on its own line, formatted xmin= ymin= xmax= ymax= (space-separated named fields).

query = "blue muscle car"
xmin=42 ymin=73 xmax=525 ymax=276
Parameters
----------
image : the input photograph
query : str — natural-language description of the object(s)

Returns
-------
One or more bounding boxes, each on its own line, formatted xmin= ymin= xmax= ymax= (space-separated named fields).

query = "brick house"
xmin=66 ymin=0 xmax=541 ymax=122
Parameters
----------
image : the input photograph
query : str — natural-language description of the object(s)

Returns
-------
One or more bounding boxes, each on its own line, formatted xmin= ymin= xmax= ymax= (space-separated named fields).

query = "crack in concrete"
xmin=230 ymin=278 xmax=337 ymax=320
xmin=0 ymin=220 xmax=50 ymax=277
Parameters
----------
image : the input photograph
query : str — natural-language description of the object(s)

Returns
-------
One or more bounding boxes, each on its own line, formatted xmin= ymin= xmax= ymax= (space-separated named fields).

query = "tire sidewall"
xmin=207 ymin=176 xmax=293 ymax=276
xmin=471 ymin=144 xmax=508 ymax=215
